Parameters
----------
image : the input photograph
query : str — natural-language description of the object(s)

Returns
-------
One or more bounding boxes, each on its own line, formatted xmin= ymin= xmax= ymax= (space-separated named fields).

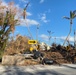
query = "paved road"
xmin=0 ymin=64 xmax=76 ymax=75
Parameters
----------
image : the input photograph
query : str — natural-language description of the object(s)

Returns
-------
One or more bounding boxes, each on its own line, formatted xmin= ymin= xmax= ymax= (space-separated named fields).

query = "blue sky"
xmin=3 ymin=0 xmax=76 ymax=45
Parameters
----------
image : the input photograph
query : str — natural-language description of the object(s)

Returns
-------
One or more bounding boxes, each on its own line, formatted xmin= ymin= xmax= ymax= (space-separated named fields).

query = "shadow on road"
xmin=1 ymin=65 xmax=65 ymax=75
xmin=61 ymin=64 xmax=76 ymax=69
xmin=35 ymin=70 xmax=65 ymax=75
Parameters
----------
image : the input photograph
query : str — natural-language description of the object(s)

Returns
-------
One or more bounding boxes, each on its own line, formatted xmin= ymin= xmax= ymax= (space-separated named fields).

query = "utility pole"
xmin=36 ymin=24 xmax=39 ymax=50
xmin=74 ymin=30 xmax=76 ymax=49
xmin=36 ymin=24 xmax=39 ymax=41
xmin=27 ymin=25 xmax=33 ymax=40
xmin=25 ymin=20 xmax=33 ymax=40
xmin=47 ymin=30 xmax=54 ymax=46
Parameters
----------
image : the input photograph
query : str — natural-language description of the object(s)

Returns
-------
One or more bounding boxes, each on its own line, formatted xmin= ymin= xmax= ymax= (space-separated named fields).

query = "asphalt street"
xmin=0 ymin=64 xmax=76 ymax=75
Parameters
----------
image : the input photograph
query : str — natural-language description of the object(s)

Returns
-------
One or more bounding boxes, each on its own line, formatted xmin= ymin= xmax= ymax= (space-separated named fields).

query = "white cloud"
xmin=25 ymin=19 xmax=39 ymax=25
xmin=40 ymin=13 xmax=49 ymax=23
xmin=20 ymin=19 xmax=39 ymax=27
xmin=53 ymin=36 xmax=74 ymax=42
xmin=40 ymin=34 xmax=48 ymax=41
xmin=59 ymin=36 xmax=74 ymax=42
xmin=40 ymin=34 xmax=74 ymax=43
xmin=19 ymin=0 xmax=28 ymax=3
xmin=26 ymin=12 xmax=32 ymax=16
xmin=69 ymin=37 xmax=74 ymax=42
xmin=40 ymin=0 xmax=44 ymax=3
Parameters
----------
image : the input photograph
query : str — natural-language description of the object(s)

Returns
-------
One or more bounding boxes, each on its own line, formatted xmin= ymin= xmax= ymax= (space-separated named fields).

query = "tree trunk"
xmin=27 ymin=26 xmax=33 ymax=40
xmin=0 ymin=27 xmax=10 ymax=58
xmin=63 ymin=20 xmax=72 ymax=46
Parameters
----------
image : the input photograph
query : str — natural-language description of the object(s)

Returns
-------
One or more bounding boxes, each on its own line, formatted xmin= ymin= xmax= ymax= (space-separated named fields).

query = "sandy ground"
xmin=0 ymin=64 xmax=76 ymax=75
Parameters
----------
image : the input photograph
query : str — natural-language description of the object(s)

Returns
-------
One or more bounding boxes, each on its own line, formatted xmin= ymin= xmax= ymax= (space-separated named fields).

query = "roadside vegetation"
xmin=0 ymin=1 xmax=27 ymax=61
xmin=0 ymin=1 xmax=76 ymax=65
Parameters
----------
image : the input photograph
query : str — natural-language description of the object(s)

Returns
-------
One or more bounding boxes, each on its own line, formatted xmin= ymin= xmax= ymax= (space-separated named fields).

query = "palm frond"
xmin=24 ymin=2 xmax=30 ymax=10
xmin=73 ymin=10 xmax=76 ymax=14
xmin=23 ymin=2 xmax=30 ymax=19
xmin=63 ymin=16 xmax=70 ymax=19
xmin=73 ymin=10 xmax=76 ymax=18
xmin=70 ymin=11 xmax=76 ymax=19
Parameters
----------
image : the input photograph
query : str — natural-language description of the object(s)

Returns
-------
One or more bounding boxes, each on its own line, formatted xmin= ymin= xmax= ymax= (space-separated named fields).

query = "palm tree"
xmin=23 ymin=2 xmax=34 ymax=40
xmin=63 ymin=10 xmax=76 ymax=46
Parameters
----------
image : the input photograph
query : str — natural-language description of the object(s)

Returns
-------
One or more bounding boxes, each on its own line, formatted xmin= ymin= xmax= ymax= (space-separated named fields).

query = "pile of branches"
xmin=5 ymin=35 xmax=30 ymax=55
xmin=50 ymin=44 xmax=76 ymax=63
